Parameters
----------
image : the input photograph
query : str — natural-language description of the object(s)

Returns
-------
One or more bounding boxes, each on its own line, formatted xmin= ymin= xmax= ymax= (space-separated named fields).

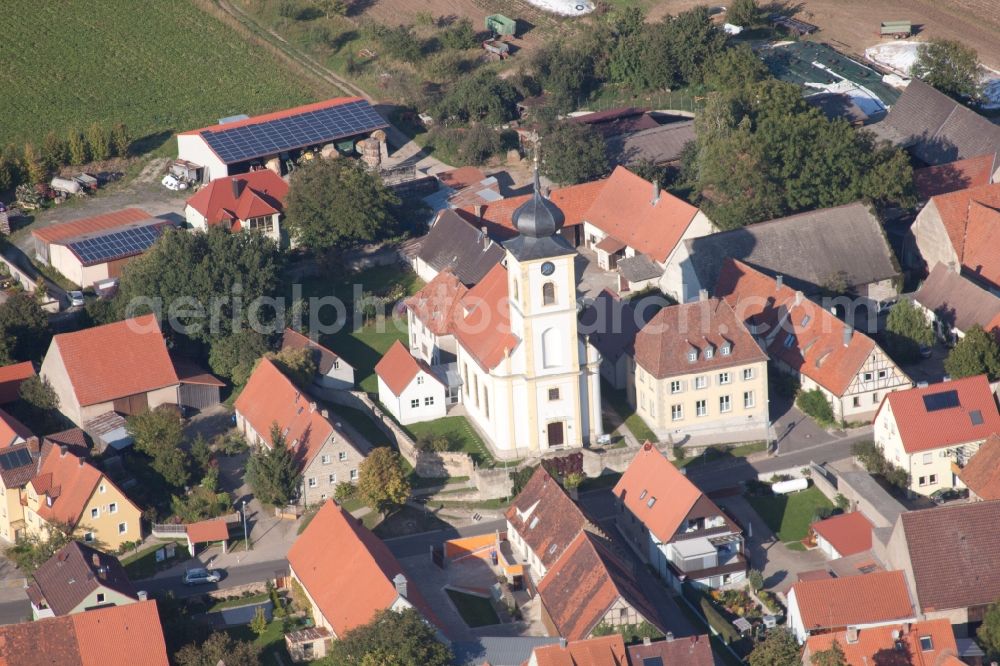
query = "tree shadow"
xmin=131 ymin=130 xmax=174 ymax=156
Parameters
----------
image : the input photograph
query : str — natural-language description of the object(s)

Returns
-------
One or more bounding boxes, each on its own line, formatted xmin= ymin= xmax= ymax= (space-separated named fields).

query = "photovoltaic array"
xmin=67 ymin=223 xmax=169 ymax=265
xmin=0 ymin=447 xmax=32 ymax=471
xmin=201 ymin=100 xmax=388 ymax=164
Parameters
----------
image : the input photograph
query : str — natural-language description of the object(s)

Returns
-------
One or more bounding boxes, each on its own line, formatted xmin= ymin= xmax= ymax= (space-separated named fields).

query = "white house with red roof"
xmin=614 ymin=443 xmax=745 ymax=589
xmin=40 ymin=315 xmax=181 ymax=429
xmin=176 ymin=97 xmax=388 ymax=182
xmin=374 ymin=341 xmax=447 ymax=425
xmin=579 ymin=166 xmax=715 ymax=292
xmin=873 ymin=374 xmax=1000 ymax=496
xmin=235 ymin=358 xmax=369 ymax=504
xmin=184 ymin=170 xmax=289 ymax=242
xmin=404 ymin=269 xmax=468 ymax=365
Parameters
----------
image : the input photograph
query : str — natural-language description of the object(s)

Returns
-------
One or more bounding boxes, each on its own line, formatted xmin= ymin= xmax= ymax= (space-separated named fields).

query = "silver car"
xmin=183 ymin=567 xmax=221 ymax=586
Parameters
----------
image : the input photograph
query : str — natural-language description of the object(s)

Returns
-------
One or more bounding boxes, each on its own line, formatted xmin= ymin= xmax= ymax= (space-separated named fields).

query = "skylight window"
xmin=639 ymin=490 xmax=648 ymax=500
xmin=919 ymin=636 xmax=933 ymax=651
xmin=529 ymin=516 xmax=539 ymax=530
xmin=971 ymin=410 xmax=984 ymax=425
xmin=783 ymin=333 xmax=795 ymax=348
xmin=801 ymin=315 xmax=811 ymax=326
xmin=647 ymin=497 xmax=657 ymax=508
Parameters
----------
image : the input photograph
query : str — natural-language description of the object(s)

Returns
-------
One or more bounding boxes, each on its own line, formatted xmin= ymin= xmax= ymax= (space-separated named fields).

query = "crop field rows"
xmin=0 ymin=1 xmax=326 ymax=148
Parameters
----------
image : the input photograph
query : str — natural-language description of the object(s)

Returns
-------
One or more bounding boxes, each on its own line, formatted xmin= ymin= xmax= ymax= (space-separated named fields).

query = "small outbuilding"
xmin=375 ymin=341 xmax=447 ymax=425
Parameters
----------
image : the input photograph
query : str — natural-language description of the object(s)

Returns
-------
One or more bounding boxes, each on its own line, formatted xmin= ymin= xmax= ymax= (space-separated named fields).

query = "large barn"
xmin=176 ymin=97 xmax=389 ymax=182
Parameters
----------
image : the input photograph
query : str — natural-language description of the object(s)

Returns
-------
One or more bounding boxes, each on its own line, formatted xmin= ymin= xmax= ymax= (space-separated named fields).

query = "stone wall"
xmin=0 ymin=255 xmax=60 ymax=312
xmin=321 ymin=389 xmax=476 ymax=479
xmin=473 ymin=467 xmax=514 ymax=500
xmin=579 ymin=444 xmax=641 ymax=477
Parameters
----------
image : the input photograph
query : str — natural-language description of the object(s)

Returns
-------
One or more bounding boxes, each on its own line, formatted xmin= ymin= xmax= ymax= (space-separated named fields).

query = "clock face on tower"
xmin=540 ymin=261 xmax=555 ymax=276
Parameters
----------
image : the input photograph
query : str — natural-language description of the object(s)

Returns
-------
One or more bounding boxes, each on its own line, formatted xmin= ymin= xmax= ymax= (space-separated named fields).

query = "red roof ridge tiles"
xmin=613 ymin=442 xmax=704 ymax=543
xmin=0 ymin=361 xmax=35 ymax=404
xmin=804 ymin=618 xmax=957 ymax=666
xmin=810 ymin=511 xmax=873 ymax=557
xmin=288 ymin=499 xmax=440 ymax=637
xmin=581 ymin=166 xmax=701 ymax=263
xmin=875 ymin=374 xmax=1000 ymax=453
xmin=32 ymin=209 xmax=152 ymax=244
xmin=404 ymin=269 xmax=468 ymax=337
xmin=790 ymin=570 xmax=914 ymax=630
xmin=958 ymin=433 xmax=1000 ymax=500
xmin=457 ymin=179 xmax=607 ymax=237
xmin=179 ymin=97 xmax=365 ymax=135
xmin=374 ymin=340 xmax=442 ymax=396
xmin=51 ymin=314 xmax=179 ymax=407
xmin=531 ymin=634 xmax=628 ymax=666
xmin=185 ymin=170 xmax=289 ymax=226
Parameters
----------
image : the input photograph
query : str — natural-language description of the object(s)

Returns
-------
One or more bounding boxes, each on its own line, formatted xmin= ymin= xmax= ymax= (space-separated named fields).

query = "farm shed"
xmin=176 ymin=97 xmax=389 ymax=182
xmin=172 ymin=357 xmax=225 ymax=412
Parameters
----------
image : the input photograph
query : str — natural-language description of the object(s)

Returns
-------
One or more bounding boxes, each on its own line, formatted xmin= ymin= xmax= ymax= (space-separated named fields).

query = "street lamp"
xmin=242 ymin=500 xmax=250 ymax=552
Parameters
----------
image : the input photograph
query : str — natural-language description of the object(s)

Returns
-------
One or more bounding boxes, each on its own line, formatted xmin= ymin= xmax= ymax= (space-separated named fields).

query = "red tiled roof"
xmin=32 ymin=209 xmax=151 ymax=245
xmin=32 ymin=442 xmax=127 ymax=528
xmin=716 ymin=259 xmax=888 ymax=396
xmin=0 ymin=600 xmax=169 ymax=666
xmin=789 ymin=570 xmax=914 ymax=631
xmin=0 ymin=407 xmax=32 ymax=447
xmin=437 ymin=166 xmax=488 ymax=190
xmin=50 ymin=315 xmax=179 ymax=407
xmin=531 ymin=634 xmax=628 ymax=666
xmin=453 ymin=263 xmax=519 ymax=370
xmin=288 ymin=500 xmax=439 ymax=637
xmin=811 ymin=512 xmax=873 ymax=557
xmin=928 ymin=183 xmax=1000 ymax=288
xmin=404 ymin=269 xmax=468 ymax=337
xmin=179 ymin=97 xmax=366 ymax=135
xmin=613 ymin=443 xmax=703 ymax=543
xmin=0 ymin=361 xmax=35 ymax=404
xmin=581 ymin=166 xmax=700 ymax=263
xmin=235 ymin=358 xmax=357 ymax=471
xmin=914 ymin=153 xmax=996 ymax=199
xmin=185 ymin=170 xmax=288 ymax=226
xmin=186 ymin=518 xmax=229 ymax=544
xmin=875 ymin=374 xmax=1000 ymax=453
xmin=632 ymin=299 xmax=766 ymax=379
xmin=504 ymin=466 xmax=591 ymax=571
xmin=804 ymin=619 xmax=958 ymax=666
xmin=537 ymin=531 xmax=663 ymax=641
xmin=170 ymin=357 xmax=225 ymax=387
xmin=374 ymin=340 xmax=442 ymax=396
xmin=72 ymin=600 xmax=169 ymax=666
xmin=457 ymin=179 xmax=606 ymax=237
xmin=959 ymin=433 xmax=1000 ymax=500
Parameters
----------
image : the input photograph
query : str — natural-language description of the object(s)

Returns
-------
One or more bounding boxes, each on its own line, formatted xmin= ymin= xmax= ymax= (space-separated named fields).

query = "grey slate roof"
xmin=605 ymin=120 xmax=696 ymax=167
xmin=867 ymin=78 xmax=1000 ymax=165
xmin=415 ymin=210 xmax=505 ymax=286
xmin=452 ymin=637 xmax=561 ymax=666
xmin=913 ymin=262 xmax=1000 ymax=333
xmin=618 ymin=253 xmax=663 ymax=284
xmin=26 ymin=541 xmax=136 ymax=616
xmin=687 ymin=202 xmax=899 ymax=297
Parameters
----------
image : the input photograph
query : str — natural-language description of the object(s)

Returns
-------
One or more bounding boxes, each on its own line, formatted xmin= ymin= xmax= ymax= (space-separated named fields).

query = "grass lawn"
xmin=0 ymin=2 xmax=320 ymax=147
xmin=746 ymin=486 xmax=833 ymax=543
xmin=328 ymin=404 xmax=392 ymax=447
xmin=324 ymin=320 xmax=410 ymax=394
xmin=603 ymin=382 xmax=658 ymax=444
xmin=675 ymin=441 xmax=767 ymax=469
xmin=121 ymin=541 xmax=189 ymax=580
xmin=446 ymin=589 xmax=500 ymax=628
xmin=406 ymin=416 xmax=496 ymax=468
xmin=226 ymin=618 xmax=290 ymax=663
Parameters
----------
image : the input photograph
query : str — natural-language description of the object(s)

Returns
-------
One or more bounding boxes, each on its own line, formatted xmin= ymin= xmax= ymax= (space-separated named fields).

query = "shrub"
xmin=334 ymin=481 xmax=357 ymax=502
xmin=440 ymin=18 xmax=478 ymax=50
xmin=796 ymin=389 xmax=834 ymax=425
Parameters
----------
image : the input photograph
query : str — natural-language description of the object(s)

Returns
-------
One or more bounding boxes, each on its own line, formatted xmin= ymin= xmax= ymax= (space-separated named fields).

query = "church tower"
xmin=499 ymin=165 xmax=602 ymax=452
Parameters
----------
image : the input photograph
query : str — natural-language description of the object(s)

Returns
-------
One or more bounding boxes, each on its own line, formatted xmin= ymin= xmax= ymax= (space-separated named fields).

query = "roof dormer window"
xmin=721 ymin=342 xmax=731 ymax=356
xmin=705 ymin=347 xmax=714 ymax=359
xmin=687 ymin=350 xmax=697 ymax=363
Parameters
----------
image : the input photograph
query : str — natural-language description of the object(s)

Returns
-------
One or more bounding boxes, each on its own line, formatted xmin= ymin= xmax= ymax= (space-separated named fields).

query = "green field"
xmin=0 ymin=1 xmax=326 ymax=148
xmin=406 ymin=416 xmax=495 ymax=467
xmin=746 ymin=486 xmax=833 ymax=543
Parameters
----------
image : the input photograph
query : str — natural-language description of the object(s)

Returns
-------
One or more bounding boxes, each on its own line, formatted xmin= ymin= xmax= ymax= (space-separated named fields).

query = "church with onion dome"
xmin=380 ymin=165 xmax=603 ymax=457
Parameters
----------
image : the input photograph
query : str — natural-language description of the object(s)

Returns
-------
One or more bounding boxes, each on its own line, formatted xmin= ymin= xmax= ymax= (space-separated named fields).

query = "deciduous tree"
xmin=944 ymin=325 xmax=1000 ymax=380
xmin=268 ymin=346 xmax=317 ymax=388
xmin=978 ymin=600 xmax=1000 ymax=660
xmin=727 ymin=0 xmax=760 ymax=27
xmin=0 ymin=292 xmax=51 ymax=362
xmin=175 ymin=631 xmax=261 ymax=666
xmin=126 ymin=406 xmax=189 ymax=488
xmin=357 ymin=447 xmax=410 ymax=514
xmin=749 ymin=628 xmax=801 ymax=666
xmin=22 ymin=143 xmax=48 ymax=186
xmin=246 ymin=424 xmax=301 ymax=507
xmin=884 ymin=298 xmax=934 ymax=363
xmin=208 ymin=329 xmax=271 ymax=388
xmin=284 ymin=159 xmax=400 ymax=254
xmin=810 ymin=639 xmax=847 ymax=666
xmin=324 ymin=608 xmax=452 ymax=666
xmin=913 ymin=39 xmax=982 ymax=102
xmin=541 ymin=123 xmax=609 ymax=185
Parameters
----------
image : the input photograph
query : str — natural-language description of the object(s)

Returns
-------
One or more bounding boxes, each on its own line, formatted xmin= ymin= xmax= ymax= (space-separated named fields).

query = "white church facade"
xmin=391 ymin=169 xmax=603 ymax=458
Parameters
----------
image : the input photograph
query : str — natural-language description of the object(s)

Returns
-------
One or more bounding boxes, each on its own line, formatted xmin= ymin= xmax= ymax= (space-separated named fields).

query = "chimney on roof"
xmin=643 ymin=637 xmax=652 ymax=646
xmin=652 ymin=181 xmax=661 ymax=206
xmin=137 ymin=590 xmax=148 ymax=601
xmin=847 ymin=626 xmax=859 ymax=644
xmin=795 ymin=291 xmax=803 ymax=306
xmin=481 ymin=226 xmax=490 ymax=250
xmin=92 ymin=553 xmax=100 ymax=567
xmin=321 ymin=409 xmax=329 ymax=418
xmin=309 ymin=402 xmax=317 ymax=413
xmin=843 ymin=325 xmax=853 ymax=347
xmin=231 ymin=177 xmax=242 ymax=199
xmin=698 ymin=288 xmax=708 ymax=302
xmin=79 ymin=456 xmax=84 ymax=467
xmin=59 ymin=445 xmax=68 ymax=457
xmin=26 ymin=437 xmax=39 ymax=454
xmin=559 ymin=638 xmax=567 ymax=648
xmin=665 ymin=632 xmax=674 ymax=642
xmin=776 ymin=274 xmax=783 ymax=289
xmin=475 ymin=204 xmax=485 ymax=220
xmin=392 ymin=573 xmax=407 ymax=599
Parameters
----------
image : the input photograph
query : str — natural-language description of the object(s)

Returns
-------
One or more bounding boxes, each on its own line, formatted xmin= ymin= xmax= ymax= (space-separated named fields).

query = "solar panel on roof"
xmin=200 ymin=100 xmax=388 ymax=164
xmin=642 ymin=658 xmax=665 ymax=666
xmin=923 ymin=389 xmax=960 ymax=412
xmin=0 ymin=447 xmax=32 ymax=470
xmin=67 ymin=224 xmax=168 ymax=265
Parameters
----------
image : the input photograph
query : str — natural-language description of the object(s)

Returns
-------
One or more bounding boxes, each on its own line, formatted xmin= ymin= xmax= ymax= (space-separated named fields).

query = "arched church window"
xmin=542 ymin=327 xmax=562 ymax=368
xmin=542 ymin=282 xmax=555 ymax=306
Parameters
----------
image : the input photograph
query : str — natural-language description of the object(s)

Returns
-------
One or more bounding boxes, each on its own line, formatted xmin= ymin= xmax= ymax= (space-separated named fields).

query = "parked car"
xmin=161 ymin=174 xmax=187 ymax=191
xmin=67 ymin=290 xmax=85 ymax=308
xmin=183 ymin=568 xmax=222 ymax=585
xmin=931 ymin=488 xmax=969 ymax=505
